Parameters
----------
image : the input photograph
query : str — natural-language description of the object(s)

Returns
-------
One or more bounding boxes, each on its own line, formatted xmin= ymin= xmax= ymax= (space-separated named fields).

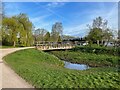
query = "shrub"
xmin=72 ymin=46 xmax=120 ymax=56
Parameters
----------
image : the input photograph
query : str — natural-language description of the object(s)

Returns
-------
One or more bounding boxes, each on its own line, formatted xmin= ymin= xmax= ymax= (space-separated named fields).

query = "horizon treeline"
xmin=0 ymin=13 xmax=119 ymax=47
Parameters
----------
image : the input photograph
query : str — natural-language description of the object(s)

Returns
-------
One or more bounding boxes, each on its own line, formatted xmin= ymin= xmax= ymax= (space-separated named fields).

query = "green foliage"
xmin=3 ymin=49 xmax=120 ymax=88
xmin=72 ymin=46 xmax=120 ymax=56
xmin=2 ymin=17 xmax=19 ymax=46
xmin=44 ymin=32 xmax=50 ymax=41
xmin=50 ymin=50 xmax=119 ymax=67
xmin=87 ymin=28 xmax=103 ymax=44
xmin=87 ymin=17 xmax=113 ymax=46
xmin=0 ymin=45 xmax=21 ymax=48
xmin=57 ymin=36 xmax=62 ymax=42
xmin=17 ymin=13 xmax=34 ymax=46
xmin=2 ymin=13 xmax=34 ymax=47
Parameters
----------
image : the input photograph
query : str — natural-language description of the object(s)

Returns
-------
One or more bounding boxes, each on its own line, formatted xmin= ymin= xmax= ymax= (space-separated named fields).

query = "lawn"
xmin=0 ymin=45 xmax=20 ymax=48
xmin=3 ymin=49 xmax=120 ymax=88
xmin=0 ymin=45 xmax=14 ymax=48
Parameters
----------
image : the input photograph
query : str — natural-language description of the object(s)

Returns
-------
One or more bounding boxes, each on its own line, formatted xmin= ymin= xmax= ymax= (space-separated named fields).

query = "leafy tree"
xmin=16 ymin=13 xmax=34 ymax=46
xmin=87 ymin=28 xmax=103 ymax=45
xmin=2 ymin=13 xmax=34 ymax=47
xmin=102 ymin=29 xmax=113 ymax=46
xmin=2 ymin=17 xmax=19 ymax=47
xmin=57 ymin=36 xmax=62 ymax=42
xmin=44 ymin=32 xmax=50 ymax=41
xmin=87 ymin=16 xmax=113 ymax=46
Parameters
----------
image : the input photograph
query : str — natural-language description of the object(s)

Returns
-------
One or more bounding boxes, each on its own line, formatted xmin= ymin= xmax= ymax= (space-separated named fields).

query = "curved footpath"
xmin=0 ymin=47 xmax=35 ymax=89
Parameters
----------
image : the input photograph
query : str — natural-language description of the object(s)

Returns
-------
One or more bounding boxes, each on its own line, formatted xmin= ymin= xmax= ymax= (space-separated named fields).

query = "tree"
xmin=102 ymin=29 xmax=113 ymax=46
xmin=34 ymin=28 xmax=47 ymax=42
xmin=87 ymin=16 xmax=113 ymax=46
xmin=16 ymin=13 xmax=34 ymax=46
xmin=44 ymin=32 xmax=50 ymax=42
xmin=2 ymin=17 xmax=19 ymax=47
xmin=51 ymin=22 xmax=63 ymax=42
xmin=87 ymin=28 xmax=103 ymax=45
xmin=2 ymin=13 xmax=34 ymax=47
xmin=57 ymin=35 xmax=62 ymax=42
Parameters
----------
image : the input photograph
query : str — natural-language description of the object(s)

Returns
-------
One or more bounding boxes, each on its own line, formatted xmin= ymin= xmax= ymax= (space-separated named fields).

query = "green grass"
xmin=49 ymin=50 xmax=119 ymax=67
xmin=0 ymin=45 xmax=27 ymax=48
xmin=0 ymin=45 xmax=21 ymax=48
xmin=0 ymin=45 xmax=14 ymax=48
xmin=3 ymin=49 xmax=120 ymax=88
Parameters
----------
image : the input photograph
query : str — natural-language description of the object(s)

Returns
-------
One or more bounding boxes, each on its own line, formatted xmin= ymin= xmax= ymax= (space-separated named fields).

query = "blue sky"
xmin=4 ymin=2 xmax=118 ymax=37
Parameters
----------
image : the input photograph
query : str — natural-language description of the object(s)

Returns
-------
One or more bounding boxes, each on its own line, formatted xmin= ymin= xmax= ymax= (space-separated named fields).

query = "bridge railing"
xmin=35 ymin=41 xmax=75 ymax=50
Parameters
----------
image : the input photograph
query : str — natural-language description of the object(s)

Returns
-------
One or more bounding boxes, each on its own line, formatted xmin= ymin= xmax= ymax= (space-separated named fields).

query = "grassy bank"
xmin=3 ymin=49 xmax=120 ymax=88
xmin=49 ymin=50 xmax=119 ymax=67
xmin=0 ymin=45 xmax=24 ymax=48
xmin=0 ymin=45 xmax=15 ymax=48
xmin=72 ymin=46 xmax=120 ymax=56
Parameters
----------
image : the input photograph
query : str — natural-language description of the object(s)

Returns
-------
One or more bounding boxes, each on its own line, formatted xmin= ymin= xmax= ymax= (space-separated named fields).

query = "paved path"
xmin=0 ymin=47 xmax=35 ymax=89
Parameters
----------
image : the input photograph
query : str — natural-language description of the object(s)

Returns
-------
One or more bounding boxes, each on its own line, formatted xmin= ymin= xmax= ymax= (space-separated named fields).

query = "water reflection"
xmin=64 ymin=61 xmax=90 ymax=70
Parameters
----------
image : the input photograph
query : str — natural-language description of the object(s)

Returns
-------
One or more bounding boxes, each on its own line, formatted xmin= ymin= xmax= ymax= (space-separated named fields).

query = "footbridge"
xmin=35 ymin=41 xmax=75 ymax=51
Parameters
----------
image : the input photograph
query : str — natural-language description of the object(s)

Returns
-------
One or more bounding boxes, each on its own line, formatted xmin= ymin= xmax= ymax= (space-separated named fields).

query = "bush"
xmin=72 ymin=46 xmax=120 ymax=56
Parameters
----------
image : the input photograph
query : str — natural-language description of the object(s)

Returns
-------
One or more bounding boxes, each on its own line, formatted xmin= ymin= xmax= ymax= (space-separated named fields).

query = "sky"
xmin=4 ymin=2 xmax=118 ymax=37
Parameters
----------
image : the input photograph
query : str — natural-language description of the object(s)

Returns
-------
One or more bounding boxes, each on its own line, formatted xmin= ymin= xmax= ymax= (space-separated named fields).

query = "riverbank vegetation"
xmin=3 ymin=49 xmax=120 ymax=88
xmin=49 ymin=46 xmax=120 ymax=67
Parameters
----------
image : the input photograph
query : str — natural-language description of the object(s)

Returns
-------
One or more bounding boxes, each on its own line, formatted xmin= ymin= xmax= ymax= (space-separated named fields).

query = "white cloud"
xmin=64 ymin=22 xmax=92 ymax=37
xmin=30 ymin=15 xmax=51 ymax=30
xmin=30 ymin=14 xmax=51 ymax=23
xmin=64 ymin=3 xmax=118 ymax=37
xmin=46 ymin=2 xmax=65 ymax=8
xmin=30 ymin=14 xmax=58 ymax=32
xmin=89 ymin=3 xmax=118 ymax=30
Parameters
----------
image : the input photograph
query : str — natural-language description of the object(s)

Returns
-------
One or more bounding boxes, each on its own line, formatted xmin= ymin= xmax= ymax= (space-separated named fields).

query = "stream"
xmin=64 ymin=61 xmax=90 ymax=70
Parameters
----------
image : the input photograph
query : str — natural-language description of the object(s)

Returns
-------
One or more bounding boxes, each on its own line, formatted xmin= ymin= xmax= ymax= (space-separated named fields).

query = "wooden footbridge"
xmin=35 ymin=41 xmax=75 ymax=51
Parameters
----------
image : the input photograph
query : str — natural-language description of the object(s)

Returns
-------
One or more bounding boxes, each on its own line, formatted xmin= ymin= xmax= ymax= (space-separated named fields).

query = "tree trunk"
xmin=101 ymin=40 xmax=104 ymax=46
xmin=97 ymin=40 xmax=99 ymax=46
xmin=105 ymin=39 xmax=109 ymax=47
xmin=13 ymin=41 xmax=16 ymax=47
